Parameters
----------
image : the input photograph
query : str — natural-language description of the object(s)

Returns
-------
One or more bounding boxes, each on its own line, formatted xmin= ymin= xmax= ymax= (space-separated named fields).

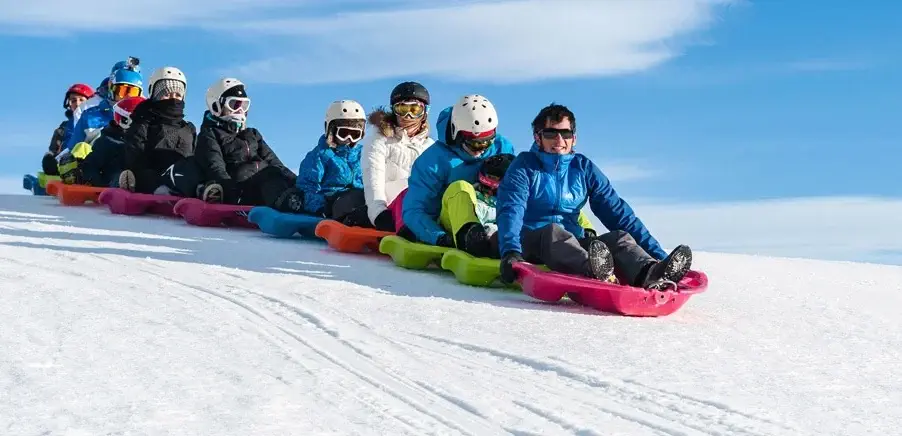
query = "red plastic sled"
xmin=172 ymin=198 xmax=256 ymax=228
xmin=513 ymin=263 xmax=708 ymax=317
xmin=314 ymin=220 xmax=393 ymax=253
xmin=98 ymin=188 xmax=180 ymax=217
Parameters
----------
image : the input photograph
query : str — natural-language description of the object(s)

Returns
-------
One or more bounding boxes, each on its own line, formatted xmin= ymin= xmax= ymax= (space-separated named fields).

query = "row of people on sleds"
xmin=44 ymin=59 xmax=693 ymax=291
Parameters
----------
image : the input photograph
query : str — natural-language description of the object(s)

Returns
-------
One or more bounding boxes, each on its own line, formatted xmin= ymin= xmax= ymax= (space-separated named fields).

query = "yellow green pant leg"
xmin=578 ymin=209 xmax=595 ymax=232
xmin=59 ymin=142 xmax=93 ymax=184
xmin=438 ymin=180 xmax=481 ymax=238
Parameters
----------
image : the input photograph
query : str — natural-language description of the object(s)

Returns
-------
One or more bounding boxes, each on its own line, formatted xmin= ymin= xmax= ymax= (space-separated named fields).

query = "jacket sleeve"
xmin=64 ymin=111 xmax=92 ymax=151
xmin=495 ymin=155 xmax=531 ymax=256
xmin=194 ymin=131 xmax=231 ymax=181
xmin=362 ymin=136 xmax=389 ymax=224
xmin=255 ymin=131 xmax=286 ymax=169
xmin=584 ymin=158 xmax=667 ymax=259
xmin=122 ymin=119 xmax=150 ymax=171
xmin=49 ymin=121 xmax=66 ymax=154
xmin=402 ymin=152 xmax=449 ymax=245
xmin=296 ymin=150 xmax=327 ymax=214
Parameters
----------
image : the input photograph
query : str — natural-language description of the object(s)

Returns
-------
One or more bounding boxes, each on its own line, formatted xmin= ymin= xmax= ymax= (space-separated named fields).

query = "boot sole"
xmin=119 ymin=171 xmax=136 ymax=192
xmin=587 ymin=240 xmax=616 ymax=281
xmin=661 ymin=245 xmax=692 ymax=284
xmin=203 ymin=185 xmax=223 ymax=203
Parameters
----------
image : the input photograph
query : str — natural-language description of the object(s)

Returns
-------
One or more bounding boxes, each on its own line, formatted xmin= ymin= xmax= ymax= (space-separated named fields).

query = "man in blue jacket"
xmin=400 ymin=94 xmax=516 ymax=257
xmin=495 ymin=103 xmax=693 ymax=290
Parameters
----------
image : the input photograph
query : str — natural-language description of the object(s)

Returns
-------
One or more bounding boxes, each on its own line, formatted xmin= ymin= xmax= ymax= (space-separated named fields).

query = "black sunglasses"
xmin=539 ymin=128 xmax=574 ymax=140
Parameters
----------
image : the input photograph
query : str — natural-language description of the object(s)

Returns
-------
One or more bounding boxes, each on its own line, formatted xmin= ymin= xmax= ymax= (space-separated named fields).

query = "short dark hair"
xmin=532 ymin=103 xmax=576 ymax=134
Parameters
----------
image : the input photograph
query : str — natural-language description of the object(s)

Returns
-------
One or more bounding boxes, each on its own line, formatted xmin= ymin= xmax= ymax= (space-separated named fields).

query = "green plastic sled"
xmin=378 ymin=235 xmax=450 ymax=270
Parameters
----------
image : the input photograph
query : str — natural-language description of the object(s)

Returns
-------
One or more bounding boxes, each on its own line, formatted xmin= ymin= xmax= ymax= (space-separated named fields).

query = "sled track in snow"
xmin=402 ymin=334 xmax=802 ymax=436
xmin=151 ymin=269 xmax=508 ymax=435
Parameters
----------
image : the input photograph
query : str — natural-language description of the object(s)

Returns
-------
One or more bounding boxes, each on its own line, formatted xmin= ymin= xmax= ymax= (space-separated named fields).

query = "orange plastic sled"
xmin=314 ymin=220 xmax=393 ymax=253
xmin=46 ymin=181 xmax=106 ymax=206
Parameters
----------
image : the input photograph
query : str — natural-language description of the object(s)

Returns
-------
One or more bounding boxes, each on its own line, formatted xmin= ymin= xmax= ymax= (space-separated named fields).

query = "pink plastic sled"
xmin=513 ymin=263 xmax=708 ymax=317
xmin=172 ymin=198 xmax=257 ymax=228
xmin=98 ymin=188 xmax=181 ymax=217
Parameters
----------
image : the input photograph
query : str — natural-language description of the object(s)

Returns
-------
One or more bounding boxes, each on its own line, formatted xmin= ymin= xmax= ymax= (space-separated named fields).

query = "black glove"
xmin=373 ymin=209 xmax=395 ymax=232
xmin=436 ymin=233 xmax=455 ymax=248
xmin=500 ymin=251 xmax=525 ymax=284
xmin=583 ymin=228 xmax=597 ymax=238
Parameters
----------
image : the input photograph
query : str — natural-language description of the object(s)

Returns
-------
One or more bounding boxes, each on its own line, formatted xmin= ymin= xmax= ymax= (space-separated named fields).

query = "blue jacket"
xmin=402 ymin=106 xmax=516 ymax=245
xmin=496 ymin=143 xmax=667 ymax=260
xmin=296 ymin=134 xmax=363 ymax=215
xmin=65 ymin=99 xmax=113 ymax=152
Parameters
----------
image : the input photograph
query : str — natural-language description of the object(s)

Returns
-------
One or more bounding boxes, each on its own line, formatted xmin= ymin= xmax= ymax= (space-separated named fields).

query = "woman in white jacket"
xmin=355 ymin=81 xmax=435 ymax=231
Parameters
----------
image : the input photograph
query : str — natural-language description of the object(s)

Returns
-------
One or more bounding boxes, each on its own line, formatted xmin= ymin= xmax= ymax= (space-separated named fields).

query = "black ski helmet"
xmin=478 ymin=153 xmax=515 ymax=188
xmin=390 ymin=81 xmax=430 ymax=105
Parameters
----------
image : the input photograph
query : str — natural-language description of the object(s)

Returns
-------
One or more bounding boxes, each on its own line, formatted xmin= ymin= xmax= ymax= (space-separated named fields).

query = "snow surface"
xmin=1 ymin=194 xmax=900 ymax=436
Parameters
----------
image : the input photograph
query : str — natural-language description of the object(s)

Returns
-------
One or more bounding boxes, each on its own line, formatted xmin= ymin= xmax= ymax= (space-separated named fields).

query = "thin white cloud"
xmin=222 ymin=0 xmax=736 ymax=84
xmin=0 ymin=0 xmax=299 ymax=33
xmin=786 ymin=58 xmax=872 ymax=72
xmin=598 ymin=163 xmax=659 ymax=183
xmin=586 ymin=196 xmax=902 ymax=266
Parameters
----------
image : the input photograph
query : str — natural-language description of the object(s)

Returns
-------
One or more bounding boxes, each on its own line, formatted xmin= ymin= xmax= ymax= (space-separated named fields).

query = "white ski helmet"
xmin=205 ymin=78 xmax=245 ymax=116
xmin=324 ymin=99 xmax=365 ymax=131
xmin=450 ymin=94 xmax=498 ymax=140
xmin=148 ymin=66 xmax=186 ymax=97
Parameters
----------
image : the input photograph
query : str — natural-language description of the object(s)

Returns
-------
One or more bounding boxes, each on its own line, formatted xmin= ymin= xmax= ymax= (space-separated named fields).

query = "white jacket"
xmin=362 ymin=127 xmax=435 ymax=224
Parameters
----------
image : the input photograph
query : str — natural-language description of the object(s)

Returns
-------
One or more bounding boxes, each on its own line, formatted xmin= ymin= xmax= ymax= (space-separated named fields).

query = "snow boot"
xmin=455 ymin=222 xmax=492 ymax=258
xmin=274 ymin=188 xmax=304 ymax=214
xmin=118 ymin=170 xmax=136 ymax=192
xmin=201 ymin=183 xmax=223 ymax=203
xmin=641 ymin=245 xmax=692 ymax=290
xmin=586 ymin=239 xmax=618 ymax=284
xmin=41 ymin=152 xmax=60 ymax=176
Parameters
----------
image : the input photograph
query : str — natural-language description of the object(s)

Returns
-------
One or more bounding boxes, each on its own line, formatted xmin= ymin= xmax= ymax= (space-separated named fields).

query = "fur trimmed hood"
xmin=367 ymin=106 xmax=429 ymax=139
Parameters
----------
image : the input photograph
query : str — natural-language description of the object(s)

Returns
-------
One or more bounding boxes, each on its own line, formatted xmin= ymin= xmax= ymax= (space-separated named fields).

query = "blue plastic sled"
xmin=247 ymin=206 xmax=323 ymax=238
xmin=23 ymin=174 xmax=47 ymax=196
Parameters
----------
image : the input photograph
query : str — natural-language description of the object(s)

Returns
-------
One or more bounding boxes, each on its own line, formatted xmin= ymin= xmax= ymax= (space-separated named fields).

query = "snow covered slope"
xmin=1 ymin=194 xmax=899 ymax=436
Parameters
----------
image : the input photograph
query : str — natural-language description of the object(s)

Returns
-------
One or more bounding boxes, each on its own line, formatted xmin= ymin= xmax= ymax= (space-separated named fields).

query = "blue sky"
xmin=0 ymin=0 xmax=899 ymax=264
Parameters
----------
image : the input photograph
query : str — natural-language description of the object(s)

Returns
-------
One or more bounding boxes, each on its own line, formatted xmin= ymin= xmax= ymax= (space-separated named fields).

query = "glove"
xmin=500 ymin=251 xmax=525 ymax=284
xmin=436 ymin=233 xmax=454 ymax=248
xmin=583 ymin=228 xmax=597 ymax=238
xmin=373 ymin=209 xmax=395 ymax=232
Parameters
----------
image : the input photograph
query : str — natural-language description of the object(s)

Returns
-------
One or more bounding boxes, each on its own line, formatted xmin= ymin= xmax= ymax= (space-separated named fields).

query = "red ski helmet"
xmin=64 ymin=83 xmax=95 ymax=109
xmin=113 ymin=96 xmax=146 ymax=129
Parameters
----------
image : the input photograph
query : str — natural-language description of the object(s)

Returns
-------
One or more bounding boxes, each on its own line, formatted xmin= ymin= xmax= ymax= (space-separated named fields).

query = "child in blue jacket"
xmin=296 ymin=100 xmax=368 ymax=220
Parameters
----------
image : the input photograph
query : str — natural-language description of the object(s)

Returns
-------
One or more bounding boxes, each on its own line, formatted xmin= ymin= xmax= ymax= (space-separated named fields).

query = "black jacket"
xmin=49 ymin=112 xmax=72 ymax=154
xmin=123 ymin=99 xmax=196 ymax=174
xmin=195 ymin=112 xmax=295 ymax=183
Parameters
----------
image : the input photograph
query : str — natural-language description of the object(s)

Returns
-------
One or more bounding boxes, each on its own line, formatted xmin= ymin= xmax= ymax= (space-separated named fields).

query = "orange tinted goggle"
xmin=392 ymin=101 xmax=425 ymax=118
xmin=111 ymin=84 xmax=142 ymax=100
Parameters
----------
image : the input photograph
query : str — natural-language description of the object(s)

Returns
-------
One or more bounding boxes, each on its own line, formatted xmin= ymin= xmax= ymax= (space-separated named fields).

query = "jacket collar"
xmin=529 ymin=142 xmax=574 ymax=172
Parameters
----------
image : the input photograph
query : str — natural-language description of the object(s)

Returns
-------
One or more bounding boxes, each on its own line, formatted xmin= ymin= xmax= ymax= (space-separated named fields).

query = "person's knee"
xmin=442 ymin=180 xmax=476 ymax=202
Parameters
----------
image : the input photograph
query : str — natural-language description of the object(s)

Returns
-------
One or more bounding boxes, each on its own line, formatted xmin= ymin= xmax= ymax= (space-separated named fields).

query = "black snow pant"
xmin=81 ymin=140 xmax=124 ymax=188
xmin=230 ymin=166 xmax=297 ymax=208
xmin=324 ymin=188 xmax=367 ymax=222
xmin=521 ymin=224 xmax=656 ymax=285
xmin=137 ymin=156 xmax=205 ymax=197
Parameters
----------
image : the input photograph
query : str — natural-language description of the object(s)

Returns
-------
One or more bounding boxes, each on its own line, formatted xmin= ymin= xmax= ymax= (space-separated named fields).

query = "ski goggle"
xmin=222 ymin=96 xmax=250 ymax=113
xmin=478 ymin=172 xmax=501 ymax=191
xmin=459 ymin=130 xmax=495 ymax=153
xmin=392 ymin=101 xmax=425 ymax=118
xmin=335 ymin=126 xmax=363 ymax=143
xmin=110 ymin=83 xmax=141 ymax=100
xmin=539 ymin=128 xmax=574 ymax=140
